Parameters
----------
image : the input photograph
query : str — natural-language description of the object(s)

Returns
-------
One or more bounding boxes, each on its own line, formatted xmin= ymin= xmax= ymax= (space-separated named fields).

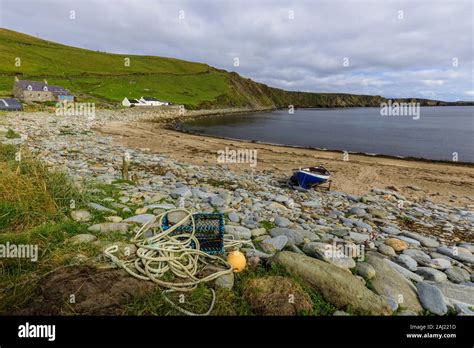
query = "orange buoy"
xmin=227 ymin=251 xmax=246 ymax=273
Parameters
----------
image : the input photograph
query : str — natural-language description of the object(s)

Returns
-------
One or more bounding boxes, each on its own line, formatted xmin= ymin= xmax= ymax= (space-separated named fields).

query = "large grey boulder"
xmin=366 ymin=252 xmax=423 ymax=313
xmin=417 ymin=282 xmax=448 ymax=315
xmin=273 ymin=251 xmax=392 ymax=315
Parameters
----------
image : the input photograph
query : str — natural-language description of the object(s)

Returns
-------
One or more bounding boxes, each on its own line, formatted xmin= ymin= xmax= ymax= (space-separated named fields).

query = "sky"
xmin=0 ymin=0 xmax=473 ymax=101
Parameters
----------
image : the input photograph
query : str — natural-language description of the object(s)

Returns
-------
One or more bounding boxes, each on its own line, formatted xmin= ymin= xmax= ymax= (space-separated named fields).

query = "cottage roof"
xmin=0 ymin=98 xmax=22 ymax=110
xmin=141 ymin=97 xmax=159 ymax=101
xmin=15 ymin=80 xmax=72 ymax=95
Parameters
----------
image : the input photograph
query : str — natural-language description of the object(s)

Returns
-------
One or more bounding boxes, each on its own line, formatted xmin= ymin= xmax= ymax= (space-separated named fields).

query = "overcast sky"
xmin=1 ymin=0 xmax=472 ymax=101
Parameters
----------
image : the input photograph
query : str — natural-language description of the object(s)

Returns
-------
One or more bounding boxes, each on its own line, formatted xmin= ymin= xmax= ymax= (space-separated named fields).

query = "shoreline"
xmin=171 ymin=125 xmax=474 ymax=167
xmin=3 ymin=109 xmax=473 ymax=205
xmin=95 ymin=112 xmax=474 ymax=206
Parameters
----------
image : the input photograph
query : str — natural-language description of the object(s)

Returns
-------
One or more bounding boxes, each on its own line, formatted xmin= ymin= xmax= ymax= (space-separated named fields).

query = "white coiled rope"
xmin=104 ymin=208 xmax=254 ymax=316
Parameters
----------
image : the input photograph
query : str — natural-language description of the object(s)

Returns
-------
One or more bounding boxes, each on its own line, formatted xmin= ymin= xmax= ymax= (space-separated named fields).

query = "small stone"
xmin=145 ymin=203 xmax=175 ymax=210
xmin=247 ymin=255 xmax=260 ymax=269
xmin=88 ymin=222 xmax=129 ymax=234
xmin=415 ymin=267 xmax=448 ymax=282
xmin=274 ymin=216 xmax=291 ymax=227
xmin=378 ymin=244 xmax=396 ymax=257
xmin=269 ymin=228 xmax=305 ymax=246
xmin=215 ymin=272 xmax=234 ymax=290
xmin=166 ymin=211 xmax=190 ymax=225
xmin=260 ymin=235 xmax=288 ymax=253
xmin=302 ymin=200 xmax=321 ymax=208
xmin=403 ymin=249 xmax=433 ymax=266
xmin=135 ymin=207 xmax=148 ymax=214
xmin=380 ymin=226 xmax=401 ymax=235
xmin=251 ymin=228 xmax=267 ymax=237
xmin=210 ymin=195 xmax=226 ymax=207
xmin=349 ymin=232 xmax=370 ymax=243
xmin=395 ymin=254 xmax=418 ymax=271
xmin=228 ymin=212 xmax=240 ymax=222
xmin=225 ymin=225 xmax=251 ymax=240
xmin=87 ymin=202 xmax=116 ymax=213
xmin=356 ymin=262 xmax=376 ymax=279
xmin=105 ymin=216 xmax=123 ymax=222
xmin=123 ymin=214 xmax=155 ymax=225
xmin=68 ymin=234 xmax=97 ymax=244
xmin=400 ymin=231 xmax=439 ymax=248
xmin=330 ymin=229 xmax=349 ymax=238
xmin=244 ymin=248 xmax=273 ymax=259
xmin=71 ymin=210 xmax=92 ymax=222
xmin=170 ymin=186 xmax=192 ymax=199
xmin=384 ymin=238 xmax=408 ymax=252
xmin=349 ymin=207 xmax=366 ymax=216
xmin=367 ymin=207 xmax=387 ymax=219
xmin=445 ymin=267 xmax=470 ymax=284
xmin=431 ymin=258 xmax=451 ymax=270
xmin=118 ymin=196 xmax=130 ymax=204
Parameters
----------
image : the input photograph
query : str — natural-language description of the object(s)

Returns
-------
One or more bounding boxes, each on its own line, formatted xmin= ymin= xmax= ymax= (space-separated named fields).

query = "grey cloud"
xmin=1 ymin=0 xmax=472 ymax=101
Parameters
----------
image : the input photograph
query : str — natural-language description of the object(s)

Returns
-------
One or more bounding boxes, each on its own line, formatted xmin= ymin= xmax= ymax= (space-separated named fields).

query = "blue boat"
xmin=289 ymin=166 xmax=331 ymax=189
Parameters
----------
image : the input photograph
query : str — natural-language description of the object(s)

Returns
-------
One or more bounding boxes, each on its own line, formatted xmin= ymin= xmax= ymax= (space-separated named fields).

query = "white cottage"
xmin=138 ymin=96 xmax=169 ymax=106
xmin=122 ymin=97 xmax=142 ymax=107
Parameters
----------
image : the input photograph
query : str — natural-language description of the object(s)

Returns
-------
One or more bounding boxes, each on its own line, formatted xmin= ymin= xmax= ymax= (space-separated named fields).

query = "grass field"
xmin=0 ymin=28 xmax=233 ymax=108
xmin=1 ymin=28 xmax=467 ymax=109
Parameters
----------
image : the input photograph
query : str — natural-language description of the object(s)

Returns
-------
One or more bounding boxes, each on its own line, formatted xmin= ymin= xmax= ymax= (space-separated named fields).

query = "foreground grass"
xmin=0 ymin=144 xmax=84 ymax=232
xmin=0 ymin=143 xmax=93 ymax=312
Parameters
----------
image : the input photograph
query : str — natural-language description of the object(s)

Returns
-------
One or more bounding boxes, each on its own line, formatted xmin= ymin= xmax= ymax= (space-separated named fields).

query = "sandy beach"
xmin=96 ymin=116 xmax=474 ymax=206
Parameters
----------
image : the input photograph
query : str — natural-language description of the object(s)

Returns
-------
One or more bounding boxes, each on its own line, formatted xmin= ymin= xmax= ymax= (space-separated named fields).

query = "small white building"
xmin=122 ymin=96 xmax=170 ymax=107
xmin=122 ymin=97 xmax=142 ymax=107
xmin=138 ymin=96 xmax=169 ymax=106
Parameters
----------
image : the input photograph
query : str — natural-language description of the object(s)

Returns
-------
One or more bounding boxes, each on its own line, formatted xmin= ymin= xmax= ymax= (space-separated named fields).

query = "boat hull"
xmin=291 ymin=170 xmax=330 ymax=189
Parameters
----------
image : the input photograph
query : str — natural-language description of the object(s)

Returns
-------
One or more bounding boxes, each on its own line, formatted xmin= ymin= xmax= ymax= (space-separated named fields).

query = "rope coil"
xmin=104 ymin=208 xmax=252 ymax=315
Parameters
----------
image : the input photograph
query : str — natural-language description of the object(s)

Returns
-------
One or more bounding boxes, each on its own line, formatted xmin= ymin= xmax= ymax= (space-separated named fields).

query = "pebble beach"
xmin=1 ymin=108 xmax=473 ymax=316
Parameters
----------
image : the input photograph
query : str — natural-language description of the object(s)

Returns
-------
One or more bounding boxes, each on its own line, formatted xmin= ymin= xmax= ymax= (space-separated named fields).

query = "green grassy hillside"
xmin=0 ymin=28 xmax=467 ymax=109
